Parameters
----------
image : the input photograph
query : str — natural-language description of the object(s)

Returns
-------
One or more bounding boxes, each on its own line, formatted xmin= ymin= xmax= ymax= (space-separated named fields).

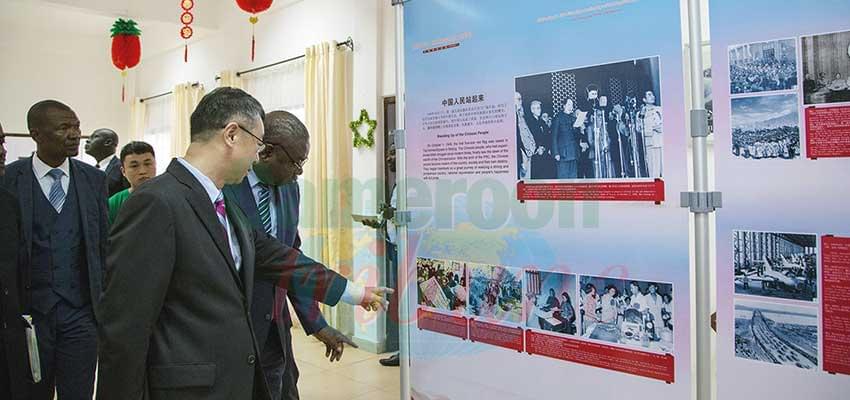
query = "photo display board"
xmin=711 ymin=0 xmax=850 ymax=398
xmin=402 ymin=1 xmax=691 ymax=398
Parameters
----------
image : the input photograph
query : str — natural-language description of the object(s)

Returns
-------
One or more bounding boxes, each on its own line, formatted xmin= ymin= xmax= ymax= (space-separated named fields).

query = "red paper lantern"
xmin=110 ymin=18 xmax=142 ymax=102
xmin=236 ymin=0 xmax=273 ymax=14
xmin=235 ymin=0 xmax=274 ymax=61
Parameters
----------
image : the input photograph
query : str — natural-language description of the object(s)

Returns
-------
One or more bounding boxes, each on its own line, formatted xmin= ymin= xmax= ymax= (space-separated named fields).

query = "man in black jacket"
xmin=1 ymin=101 xmax=110 ymax=400
xmin=85 ymin=128 xmax=129 ymax=197
xmin=0 ymin=122 xmax=31 ymax=400
xmin=96 ymin=88 xmax=392 ymax=400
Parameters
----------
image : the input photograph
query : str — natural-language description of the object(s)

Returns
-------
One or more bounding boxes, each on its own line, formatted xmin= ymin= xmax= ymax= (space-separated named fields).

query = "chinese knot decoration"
xmin=180 ymin=0 xmax=195 ymax=62
xmin=235 ymin=0 xmax=273 ymax=61
xmin=110 ymin=18 xmax=141 ymax=102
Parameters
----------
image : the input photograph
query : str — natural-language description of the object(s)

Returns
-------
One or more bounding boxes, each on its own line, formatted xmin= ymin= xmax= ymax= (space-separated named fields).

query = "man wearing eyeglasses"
xmin=97 ymin=88 xmax=392 ymax=400
xmin=225 ymin=110 xmax=355 ymax=399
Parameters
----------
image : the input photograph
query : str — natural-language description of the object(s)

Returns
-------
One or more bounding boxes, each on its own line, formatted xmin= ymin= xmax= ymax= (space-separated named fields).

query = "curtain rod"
xmin=5 ymin=132 xmax=91 ymax=139
xmin=140 ymin=82 xmax=201 ymax=103
xmin=215 ymin=37 xmax=354 ymax=81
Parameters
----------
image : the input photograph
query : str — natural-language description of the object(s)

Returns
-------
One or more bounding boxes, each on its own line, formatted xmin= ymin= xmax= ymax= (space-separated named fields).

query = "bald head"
xmin=86 ymin=128 xmax=120 ymax=161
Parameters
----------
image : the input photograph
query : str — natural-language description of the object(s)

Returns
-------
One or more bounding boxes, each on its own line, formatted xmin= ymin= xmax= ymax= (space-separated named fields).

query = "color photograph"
xmin=467 ymin=263 xmax=523 ymax=325
xmin=524 ymin=270 xmax=578 ymax=335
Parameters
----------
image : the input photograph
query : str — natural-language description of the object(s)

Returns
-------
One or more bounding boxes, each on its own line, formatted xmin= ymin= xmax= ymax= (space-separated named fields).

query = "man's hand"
xmin=555 ymin=155 xmax=561 ymax=161
xmin=580 ymin=142 xmax=589 ymax=152
xmin=314 ymin=326 xmax=358 ymax=362
xmin=360 ymin=286 xmax=394 ymax=312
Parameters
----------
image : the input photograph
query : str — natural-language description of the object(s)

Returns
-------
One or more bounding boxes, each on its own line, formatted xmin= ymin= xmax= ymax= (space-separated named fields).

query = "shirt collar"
xmin=32 ymin=154 xmax=70 ymax=179
xmin=247 ymin=168 xmax=262 ymax=188
xmin=176 ymin=158 xmax=221 ymax=204
xmin=98 ymin=154 xmax=116 ymax=170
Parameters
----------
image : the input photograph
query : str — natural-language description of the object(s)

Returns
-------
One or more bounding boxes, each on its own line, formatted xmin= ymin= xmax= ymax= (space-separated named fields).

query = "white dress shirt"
xmin=177 ymin=158 xmax=243 ymax=271
xmin=31 ymin=155 xmax=71 ymax=213
xmin=247 ymin=169 xmax=277 ymax=237
xmin=97 ymin=154 xmax=116 ymax=171
xmin=176 ymin=159 xmax=365 ymax=305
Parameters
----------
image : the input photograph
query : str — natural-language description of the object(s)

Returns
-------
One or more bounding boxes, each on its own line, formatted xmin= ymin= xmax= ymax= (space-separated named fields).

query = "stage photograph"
xmin=733 ymin=230 xmax=818 ymax=302
xmin=417 ymin=257 xmax=468 ymax=313
xmin=731 ymin=94 xmax=800 ymax=160
xmin=467 ymin=264 xmax=523 ymax=325
xmin=802 ymin=29 xmax=850 ymax=105
xmin=514 ymin=56 xmax=663 ymax=181
xmin=578 ymin=275 xmax=674 ymax=353
xmin=728 ymin=38 xmax=798 ymax=95
xmin=734 ymin=300 xmax=818 ymax=370
xmin=524 ymin=270 xmax=578 ymax=335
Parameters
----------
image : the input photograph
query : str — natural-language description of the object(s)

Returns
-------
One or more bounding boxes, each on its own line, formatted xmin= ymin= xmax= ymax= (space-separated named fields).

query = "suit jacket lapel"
xmin=274 ymin=186 xmax=286 ymax=241
xmin=17 ymin=159 xmax=34 ymax=262
xmin=71 ymin=161 xmax=95 ymax=255
xmin=226 ymin=194 xmax=254 ymax=302
xmin=234 ymin=178 xmax=262 ymax=230
xmin=167 ymin=160 xmax=241 ymax=286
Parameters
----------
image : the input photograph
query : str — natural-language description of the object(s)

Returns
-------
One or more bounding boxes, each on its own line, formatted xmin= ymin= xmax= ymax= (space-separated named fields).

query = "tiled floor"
xmin=290 ymin=330 xmax=400 ymax=400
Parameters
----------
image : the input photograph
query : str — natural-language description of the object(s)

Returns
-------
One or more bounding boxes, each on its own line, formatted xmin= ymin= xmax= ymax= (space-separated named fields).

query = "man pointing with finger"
xmin=96 ymin=88 xmax=392 ymax=400
xmin=225 ymin=110 xmax=357 ymax=399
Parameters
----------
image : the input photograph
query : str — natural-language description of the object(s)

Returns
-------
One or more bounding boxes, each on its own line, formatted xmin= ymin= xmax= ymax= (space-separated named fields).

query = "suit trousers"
xmin=32 ymin=299 xmax=97 ymax=400
xmin=646 ymin=146 xmax=662 ymax=178
xmin=262 ymin=324 xmax=301 ymax=400
xmin=556 ymin=160 xmax=578 ymax=179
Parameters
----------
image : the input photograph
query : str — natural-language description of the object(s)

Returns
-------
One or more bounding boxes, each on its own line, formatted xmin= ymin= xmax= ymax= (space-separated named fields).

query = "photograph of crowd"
xmin=802 ymin=30 xmax=850 ymax=105
xmin=417 ymin=258 xmax=468 ymax=313
xmin=733 ymin=231 xmax=818 ymax=302
xmin=578 ymin=276 xmax=674 ymax=352
xmin=514 ymin=56 xmax=663 ymax=180
xmin=524 ymin=270 xmax=577 ymax=335
xmin=731 ymin=94 xmax=800 ymax=160
xmin=729 ymin=39 xmax=798 ymax=95
xmin=467 ymin=263 xmax=523 ymax=324
xmin=735 ymin=300 xmax=818 ymax=370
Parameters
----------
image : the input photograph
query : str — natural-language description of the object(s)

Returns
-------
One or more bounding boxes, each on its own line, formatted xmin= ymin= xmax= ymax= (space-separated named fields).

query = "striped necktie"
xmin=257 ymin=183 xmax=274 ymax=236
xmin=47 ymin=168 xmax=66 ymax=212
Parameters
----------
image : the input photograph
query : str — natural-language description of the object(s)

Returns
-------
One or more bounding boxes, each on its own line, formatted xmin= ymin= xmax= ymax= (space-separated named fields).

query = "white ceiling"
xmin=0 ymin=0 xmax=301 ymax=59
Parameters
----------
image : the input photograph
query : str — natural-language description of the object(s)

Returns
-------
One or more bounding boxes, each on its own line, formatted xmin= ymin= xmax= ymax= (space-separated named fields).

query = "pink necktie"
xmin=214 ymin=194 xmax=229 ymax=243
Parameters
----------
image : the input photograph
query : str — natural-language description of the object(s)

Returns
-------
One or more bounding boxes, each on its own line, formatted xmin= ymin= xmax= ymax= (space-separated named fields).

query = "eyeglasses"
xmin=234 ymin=123 xmax=268 ymax=153
xmin=278 ymin=145 xmax=308 ymax=171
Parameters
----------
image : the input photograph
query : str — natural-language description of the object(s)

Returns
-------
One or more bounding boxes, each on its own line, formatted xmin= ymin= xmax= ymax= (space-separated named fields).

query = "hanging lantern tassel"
xmin=121 ymin=69 xmax=127 ymax=103
xmin=184 ymin=42 xmax=189 ymax=63
xmin=250 ymin=15 xmax=258 ymax=61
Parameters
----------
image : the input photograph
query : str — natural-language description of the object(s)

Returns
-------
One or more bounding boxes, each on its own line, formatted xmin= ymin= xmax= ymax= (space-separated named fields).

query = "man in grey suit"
xmin=1 ymin=101 xmax=109 ymax=400
xmin=225 ymin=110 xmax=357 ymax=399
xmin=96 ymin=88 xmax=391 ymax=400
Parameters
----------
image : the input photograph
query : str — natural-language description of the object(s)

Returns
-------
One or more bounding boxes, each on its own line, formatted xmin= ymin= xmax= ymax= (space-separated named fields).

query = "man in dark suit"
xmin=85 ymin=128 xmax=129 ymax=197
xmin=527 ymin=100 xmax=555 ymax=179
xmin=1 ymin=101 xmax=109 ymax=400
xmin=551 ymin=99 xmax=586 ymax=179
xmin=225 ymin=110 xmax=357 ymax=399
xmin=0 ymin=122 xmax=32 ymax=400
xmin=96 ymin=88 xmax=391 ymax=400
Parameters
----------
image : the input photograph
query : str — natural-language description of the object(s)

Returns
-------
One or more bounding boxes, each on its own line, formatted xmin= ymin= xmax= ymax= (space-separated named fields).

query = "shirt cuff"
xmin=340 ymin=281 xmax=366 ymax=306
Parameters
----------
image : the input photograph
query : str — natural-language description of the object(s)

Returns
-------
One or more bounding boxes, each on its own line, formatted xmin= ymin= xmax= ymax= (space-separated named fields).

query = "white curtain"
xmin=128 ymin=99 xmax=146 ymax=143
xmin=172 ymin=83 xmax=206 ymax=159
xmin=218 ymin=70 xmax=243 ymax=89
xmin=143 ymin=95 xmax=175 ymax=174
xmin=242 ymin=58 xmax=306 ymax=114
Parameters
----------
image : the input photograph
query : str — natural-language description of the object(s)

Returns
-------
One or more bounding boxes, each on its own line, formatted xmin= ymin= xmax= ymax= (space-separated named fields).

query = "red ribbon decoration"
xmin=235 ymin=0 xmax=273 ymax=61
xmin=180 ymin=0 xmax=194 ymax=63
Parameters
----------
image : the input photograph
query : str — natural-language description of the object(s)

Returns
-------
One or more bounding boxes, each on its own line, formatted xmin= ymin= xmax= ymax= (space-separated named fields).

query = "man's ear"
xmin=222 ymin=123 xmax=239 ymax=146
xmin=120 ymin=165 xmax=127 ymax=178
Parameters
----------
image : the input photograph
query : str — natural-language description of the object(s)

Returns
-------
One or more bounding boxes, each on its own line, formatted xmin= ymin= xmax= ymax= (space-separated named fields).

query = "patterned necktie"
xmin=47 ymin=168 xmax=66 ymax=212
xmin=214 ymin=193 xmax=229 ymax=240
xmin=257 ymin=183 xmax=274 ymax=236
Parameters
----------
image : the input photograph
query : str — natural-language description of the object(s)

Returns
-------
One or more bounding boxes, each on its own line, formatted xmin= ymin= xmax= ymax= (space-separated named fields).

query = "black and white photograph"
xmin=733 ymin=230 xmax=818 ymax=302
xmin=802 ymin=29 xmax=850 ymax=105
xmin=734 ymin=300 xmax=818 ymax=370
xmin=467 ymin=263 xmax=523 ymax=324
xmin=514 ymin=56 xmax=663 ymax=181
xmin=524 ymin=270 xmax=577 ymax=335
xmin=578 ymin=275 xmax=674 ymax=352
xmin=729 ymin=39 xmax=798 ymax=95
xmin=417 ymin=257 xmax=468 ymax=313
xmin=731 ymin=94 xmax=800 ymax=160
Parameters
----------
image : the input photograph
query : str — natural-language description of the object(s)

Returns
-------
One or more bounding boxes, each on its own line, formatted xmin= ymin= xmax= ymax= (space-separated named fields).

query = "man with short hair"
xmin=0 ymin=121 xmax=32 ymax=400
xmin=1 ymin=101 xmax=109 ymax=400
xmin=85 ymin=128 xmax=129 ymax=197
xmin=551 ymin=99 xmax=586 ymax=179
xmin=107 ymin=141 xmax=156 ymax=224
xmin=640 ymin=90 xmax=663 ymax=178
xmin=96 ymin=88 xmax=392 ymax=400
xmin=225 ymin=111 xmax=356 ymax=399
